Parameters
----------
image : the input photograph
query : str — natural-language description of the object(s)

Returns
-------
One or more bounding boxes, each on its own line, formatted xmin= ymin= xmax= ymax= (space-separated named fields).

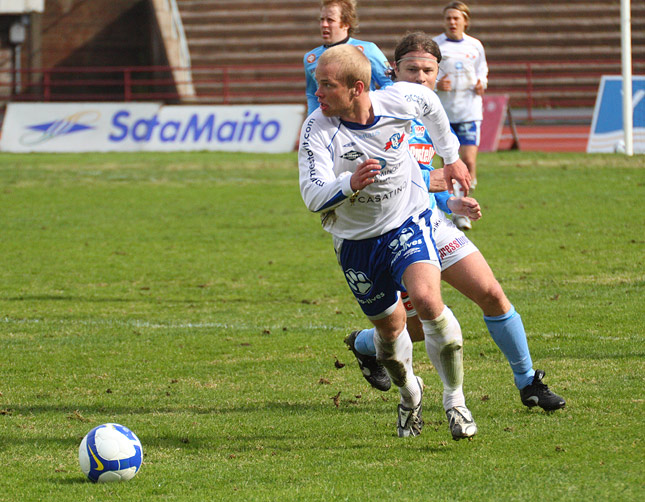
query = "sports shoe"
xmin=453 ymin=214 xmax=472 ymax=231
xmin=344 ymin=330 xmax=391 ymax=391
xmin=520 ymin=369 xmax=566 ymax=411
xmin=446 ymin=406 xmax=477 ymax=441
xmin=397 ymin=378 xmax=424 ymax=437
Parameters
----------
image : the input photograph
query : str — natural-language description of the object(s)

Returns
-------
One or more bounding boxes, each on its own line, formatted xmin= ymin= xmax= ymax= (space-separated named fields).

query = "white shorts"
xmin=431 ymin=208 xmax=478 ymax=270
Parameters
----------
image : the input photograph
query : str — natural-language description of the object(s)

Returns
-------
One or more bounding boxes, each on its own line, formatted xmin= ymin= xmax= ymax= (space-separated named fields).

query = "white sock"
xmin=423 ymin=306 xmax=466 ymax=410
xmin=374 ymin=327 xmax=421 ymax=408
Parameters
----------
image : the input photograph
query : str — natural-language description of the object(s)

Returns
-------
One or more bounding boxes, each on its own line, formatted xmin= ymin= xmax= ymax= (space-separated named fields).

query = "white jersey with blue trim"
xmin=433 ymin=33 xmax=488 ymax=123
xmin=304 ymin=38 xmax=393 ymax=115
xmin=299 ymin=81 xmax=460 ymax=240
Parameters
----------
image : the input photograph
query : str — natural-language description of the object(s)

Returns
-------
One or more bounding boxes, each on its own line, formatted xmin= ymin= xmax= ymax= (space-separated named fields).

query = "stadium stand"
xmin=176 ymin=0 xmax=645 ymax=113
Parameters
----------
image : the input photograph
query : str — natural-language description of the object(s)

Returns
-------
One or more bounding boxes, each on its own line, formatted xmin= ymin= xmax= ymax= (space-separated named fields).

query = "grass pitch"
xmin=0 ymin=151 xmax=643 ymax=501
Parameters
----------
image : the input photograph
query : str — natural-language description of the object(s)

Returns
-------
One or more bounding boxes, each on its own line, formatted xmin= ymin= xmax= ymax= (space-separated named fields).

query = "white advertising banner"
xmin=0 ymin=103 xmax=306 ymax=153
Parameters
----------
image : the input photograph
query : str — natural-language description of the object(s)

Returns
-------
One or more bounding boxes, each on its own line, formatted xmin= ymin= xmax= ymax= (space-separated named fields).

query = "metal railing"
xmin=1 ymin=58 xmax=642 ymax=123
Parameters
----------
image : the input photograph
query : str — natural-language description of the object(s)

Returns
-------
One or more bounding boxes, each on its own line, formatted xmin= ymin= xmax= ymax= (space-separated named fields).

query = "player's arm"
xmin=298 ymin=120 xmax=355 ymax=212
xmin=475 ymin=41 xmax=488 ymax=91
xmin=304 ymin=55 xmax=319 ymax=115
xmin=428 ymin=169 xmax=449 ymax=192
xmin=415 ymin=87 xmax=471 ymax=193
xmin=447 ymin=196 xmax=482 ymax=220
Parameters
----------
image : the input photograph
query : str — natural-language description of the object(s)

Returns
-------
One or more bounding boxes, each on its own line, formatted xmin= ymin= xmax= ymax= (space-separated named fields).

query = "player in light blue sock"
xmin=354 ymin=328 xmax=376 ymax=355
xmin=353 ymin=308 xmax=535 ymax=390
xmin=344 ymin=31 xmax=564 ymax=412
xmin=483 ymin=305 xmax=534 ymax=389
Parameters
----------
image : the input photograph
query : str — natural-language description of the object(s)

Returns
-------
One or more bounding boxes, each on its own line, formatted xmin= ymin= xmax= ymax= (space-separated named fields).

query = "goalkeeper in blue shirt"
xmin=303 ymin=0 xmax=392 ymax=115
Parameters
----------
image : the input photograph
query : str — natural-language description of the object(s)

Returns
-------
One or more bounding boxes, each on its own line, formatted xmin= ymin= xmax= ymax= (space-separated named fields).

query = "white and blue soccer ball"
xmin=78 ymin=423 xmax=143 ymax=482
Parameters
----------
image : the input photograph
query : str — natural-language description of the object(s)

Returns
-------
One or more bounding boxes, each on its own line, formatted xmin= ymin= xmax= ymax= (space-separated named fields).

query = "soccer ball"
xmin=78 ymin=423 xmax=143 ymax=482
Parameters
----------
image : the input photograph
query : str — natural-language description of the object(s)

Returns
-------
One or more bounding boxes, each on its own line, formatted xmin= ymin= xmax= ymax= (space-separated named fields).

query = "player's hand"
xmin=474 ymin=79 xmax=485 ymax=96
xmin=428 ymin=169 xmax=448 ymax=192
xmin=350 ymin=159 xmax=382 ymax=191
xmin=443 ymin=158 xmax=471 ymax=195
xmin=437 ymin=77 xmax=452 ymax=92
xmin=447 ymin=196 xmax=482 ymax=221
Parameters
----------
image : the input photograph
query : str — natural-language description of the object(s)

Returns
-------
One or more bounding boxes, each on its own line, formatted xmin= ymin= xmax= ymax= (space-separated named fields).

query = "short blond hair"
xmin=318 ymin=44 xmax=371 ymax=89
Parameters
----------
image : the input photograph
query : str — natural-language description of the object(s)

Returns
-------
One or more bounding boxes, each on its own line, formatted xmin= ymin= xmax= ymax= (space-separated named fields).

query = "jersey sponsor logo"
xmin=340 ymin=150 xmax=363 ymax=161
xmin=388 ymin=226 xmax=423 ymax=263
xmin=384 ymin=132 xmax=405 ymax=151
xmin=357 ymin=291 xmax=385 ymax=306
xmin=356 ymin=45 xmax=365 ymax=53
xmin=413 ymin=125 xmax=426 ymax=137
xmin=388 ymin=227 xmax=414 ymax=252
xmin=408 ymin=143 xmax=435 ymax=166
xmin=354 ymin=179 xmax=406 ymax=204
xmin=438 ymin=236 xmax=470 ymax=260
xmin=306 ymin=53 xmax=316 ymax=63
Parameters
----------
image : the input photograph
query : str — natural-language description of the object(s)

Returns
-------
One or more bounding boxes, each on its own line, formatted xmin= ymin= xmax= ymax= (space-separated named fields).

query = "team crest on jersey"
xmin=384 ymin=133 xmax=405 ymax=151
xmin=341 ymin=150 xmax=363 ymax=161
xmin=306 ymin=53 xmax=316 ymax=63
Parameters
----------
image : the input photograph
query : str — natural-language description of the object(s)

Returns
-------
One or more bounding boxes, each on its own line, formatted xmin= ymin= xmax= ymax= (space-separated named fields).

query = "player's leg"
xmin=459 ymin=144 xmax=478 ymax=186
xmin=338 ymin=234 xmax=424 ymax=435
xmin=370 ymin=303 xmax=424 ymax=437
xmin=345 ymin=293 xmax=423 ymax=391
xmin=402 ymin=261 xmax=476 ymax=440
xmin=452 ymin=121 xmax=481 ymax=230
xmin=442 ymin=251 xmax=565 ymax=410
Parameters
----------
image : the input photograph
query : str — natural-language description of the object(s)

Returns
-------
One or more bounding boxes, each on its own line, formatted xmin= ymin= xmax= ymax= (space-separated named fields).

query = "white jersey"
xmin=298 ymin=81 xmax=460 ymax=241
xmin=433 ymin=33 xmax=488 ymax=123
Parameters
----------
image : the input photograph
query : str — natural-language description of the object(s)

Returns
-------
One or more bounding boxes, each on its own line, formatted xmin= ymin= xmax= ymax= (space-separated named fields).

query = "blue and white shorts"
xmin=451 ymin=120 xmax=481 ymax=147
xmin=402 ymin=209 xmax=478 ymax=317
xmin=336 ymin=209 xmax=440 ymax=320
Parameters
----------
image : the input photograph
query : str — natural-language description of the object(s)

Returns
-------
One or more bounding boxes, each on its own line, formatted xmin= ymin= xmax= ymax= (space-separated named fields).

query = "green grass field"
xmin=0 ymin=151 xmax=643 ymax=501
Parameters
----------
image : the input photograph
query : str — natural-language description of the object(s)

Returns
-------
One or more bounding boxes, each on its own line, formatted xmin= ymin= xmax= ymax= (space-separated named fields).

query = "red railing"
xmin=1 ymin=59 xmax=643 ymax=122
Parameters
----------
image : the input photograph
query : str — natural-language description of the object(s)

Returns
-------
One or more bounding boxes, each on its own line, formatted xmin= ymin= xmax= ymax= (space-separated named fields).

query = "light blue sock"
xmin=484 ymin=305 xmax=535 ymax=389
xmin=354 ymin=328 xmax=376 ymax=356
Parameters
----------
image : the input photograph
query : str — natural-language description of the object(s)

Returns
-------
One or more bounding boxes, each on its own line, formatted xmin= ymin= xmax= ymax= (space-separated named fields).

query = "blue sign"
xmin=587 ymin=75 xmax=645 ymax=153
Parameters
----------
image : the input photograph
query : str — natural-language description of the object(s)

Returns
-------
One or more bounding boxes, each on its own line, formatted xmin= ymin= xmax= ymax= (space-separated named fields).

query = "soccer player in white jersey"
xmin=304 ymin=0 xmax=393 ymax=115
xmin=299 ymin=43 xmax=474 ymax=439
xmin=434 ymin=1 xmax=488 ymax=231
xmin=344 ymin=32 xmax=566 ymax=425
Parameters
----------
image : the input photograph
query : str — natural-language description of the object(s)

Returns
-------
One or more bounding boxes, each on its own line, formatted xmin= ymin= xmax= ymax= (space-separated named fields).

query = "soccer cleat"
xmin=446 ymin=406 xmax=477 ymax=441
xmin=520 ymin=369 xmax=566 ymax=411
xmin=397 ymin=378 xmax=424 ymax=437
xmin=453 ymin=214 xmax=472 ymax=231
xmin=344 ymin=330 xmax=391 ymax=391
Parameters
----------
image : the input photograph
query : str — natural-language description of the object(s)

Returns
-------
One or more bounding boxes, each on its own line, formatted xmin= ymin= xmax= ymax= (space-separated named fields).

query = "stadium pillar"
xmin=621 ymin=0 xmax=634 ymax=156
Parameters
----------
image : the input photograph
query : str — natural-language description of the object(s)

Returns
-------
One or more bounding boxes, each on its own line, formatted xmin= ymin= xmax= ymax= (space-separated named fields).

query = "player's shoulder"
xmin=433 ymin=33 xmax=448 ymax=44
xmin=389 ymin=81 xmax=436 ymax=102
xmin=302 ymin=109 xmax=338 ymax=136
xmin=304 ymin=44 xmax=325 ymax=65
xmin=463 ymin=34 xmax=485 ymax=49
xmin=347 ymin=38 xmax=384 ymax=56
xmin=374 ymin=82 xmax=434 ymax=115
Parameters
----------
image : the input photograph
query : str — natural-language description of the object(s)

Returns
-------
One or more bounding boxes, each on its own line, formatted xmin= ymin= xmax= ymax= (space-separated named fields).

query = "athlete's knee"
xmin=476 ymin=281 xmax=511 ymax=317
xmin=422 ymin=306 xmax=463 ymax=349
